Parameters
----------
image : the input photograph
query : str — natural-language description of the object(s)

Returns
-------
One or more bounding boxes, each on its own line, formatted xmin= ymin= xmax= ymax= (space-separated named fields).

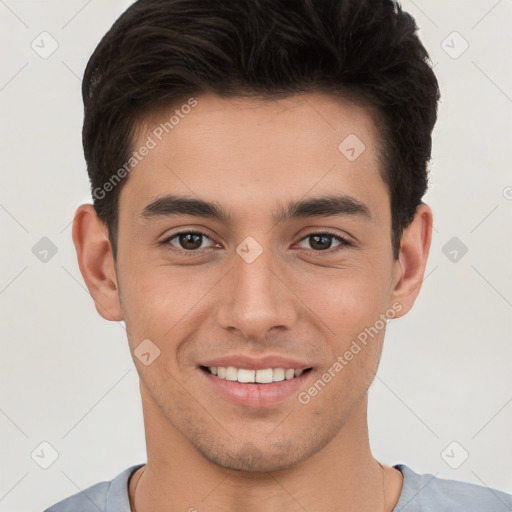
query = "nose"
xmin=216 ymin=242 xmax=298 ymax=340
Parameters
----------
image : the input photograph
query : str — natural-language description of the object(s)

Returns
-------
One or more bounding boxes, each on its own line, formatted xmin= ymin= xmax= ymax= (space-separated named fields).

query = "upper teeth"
xmin=209 ymin=366 xmax=305 ymax=383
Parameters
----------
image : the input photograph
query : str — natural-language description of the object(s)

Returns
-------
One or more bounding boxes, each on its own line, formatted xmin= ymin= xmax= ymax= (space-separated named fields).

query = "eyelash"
xmin=160 ymin=230 xmax=352 ymax=257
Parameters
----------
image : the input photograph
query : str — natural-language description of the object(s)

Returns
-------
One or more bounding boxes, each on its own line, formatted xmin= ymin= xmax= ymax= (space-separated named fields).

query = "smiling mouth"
xmin=200 ymin=365 xmax=313 ymax=384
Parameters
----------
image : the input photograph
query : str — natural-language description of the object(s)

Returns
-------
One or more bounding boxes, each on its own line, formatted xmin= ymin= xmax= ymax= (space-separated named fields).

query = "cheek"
xmin=294 ymin=269 xmax=392 ymax=389
xmin=118 ymin=263 xmax=220 ymax=348
xmin=298 ymin=265 xmax=392 ymax=333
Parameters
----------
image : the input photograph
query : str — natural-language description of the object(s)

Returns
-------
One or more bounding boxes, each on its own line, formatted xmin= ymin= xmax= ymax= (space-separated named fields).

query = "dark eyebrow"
xmin=139 ymin=193 xmax=371 ymax=223
xmin=273 ymin=194 xmax=371 ymax=223
xmin=140 ymin=194 xmax=231 ymax=222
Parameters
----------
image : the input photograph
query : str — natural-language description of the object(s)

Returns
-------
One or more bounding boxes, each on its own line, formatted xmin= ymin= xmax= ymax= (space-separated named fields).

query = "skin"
xmin=73 ymin=92 xmax=432 ymax=511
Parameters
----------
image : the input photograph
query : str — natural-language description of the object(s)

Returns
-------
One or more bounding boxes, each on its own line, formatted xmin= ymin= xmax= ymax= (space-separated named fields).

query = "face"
xmin=112 ymin=93 xmax=405 ymax=471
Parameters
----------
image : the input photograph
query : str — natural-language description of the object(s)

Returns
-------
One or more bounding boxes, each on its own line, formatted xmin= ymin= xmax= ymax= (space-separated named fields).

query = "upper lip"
xmin=199 ymin=354 xmax=313 ymax=370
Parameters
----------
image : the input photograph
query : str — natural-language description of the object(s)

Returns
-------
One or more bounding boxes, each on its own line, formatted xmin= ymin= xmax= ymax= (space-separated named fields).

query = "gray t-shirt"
xmin=43 ymin=463 xmax=512 ymax=511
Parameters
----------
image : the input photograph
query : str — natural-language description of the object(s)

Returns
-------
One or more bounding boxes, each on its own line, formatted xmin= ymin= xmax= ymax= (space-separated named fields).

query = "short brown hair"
xmin=82 ymin=0 xmax=440 ymax=260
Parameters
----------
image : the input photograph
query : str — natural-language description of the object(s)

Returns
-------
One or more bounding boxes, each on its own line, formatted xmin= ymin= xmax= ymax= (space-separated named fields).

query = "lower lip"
xmin=200 ymin=369 xmax=312 ymax=408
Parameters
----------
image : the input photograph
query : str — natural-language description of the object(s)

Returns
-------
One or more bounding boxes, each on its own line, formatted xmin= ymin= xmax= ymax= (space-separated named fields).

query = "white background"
xmin=0 ymin=1 xmax=511 ymax=510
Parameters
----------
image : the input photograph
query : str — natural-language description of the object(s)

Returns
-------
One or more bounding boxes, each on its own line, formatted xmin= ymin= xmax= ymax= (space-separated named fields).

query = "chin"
xmin=207 ymin=446 xmax=307 ymax=473
xmin=189 ymin=428 xmax=332 ymax=473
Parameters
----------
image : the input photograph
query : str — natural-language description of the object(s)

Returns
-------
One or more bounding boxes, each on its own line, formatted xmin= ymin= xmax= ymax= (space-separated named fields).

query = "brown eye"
xmin=177 ymin=233 xmax=205 ymax=250
xmin=163 ymin=231 xmax=214 ymax=252
xmin=298 ymin=232 xmax=351 ymax=252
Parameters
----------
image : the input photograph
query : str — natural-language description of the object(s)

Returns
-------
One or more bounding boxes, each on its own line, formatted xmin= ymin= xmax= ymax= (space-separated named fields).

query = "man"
xmin=44 ymin=0 xmax=512 ymax=510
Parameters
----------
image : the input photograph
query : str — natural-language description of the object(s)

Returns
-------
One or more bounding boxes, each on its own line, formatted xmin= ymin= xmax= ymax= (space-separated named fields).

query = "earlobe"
xmin=390 ymin=203 xmax=433 ymax=318
xmin=71 ymin=204 xmax=123 ymax=322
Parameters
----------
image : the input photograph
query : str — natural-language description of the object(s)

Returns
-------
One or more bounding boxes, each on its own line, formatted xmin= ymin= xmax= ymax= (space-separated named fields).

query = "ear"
xmin=71 ymin=204 xmax=123 ymax=321
xmin=389 ymin=203 xmax=433 ymax=318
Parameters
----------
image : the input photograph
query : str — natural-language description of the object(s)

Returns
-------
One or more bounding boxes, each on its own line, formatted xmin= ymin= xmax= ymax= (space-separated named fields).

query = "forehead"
xmin=120 ymin=92 xmax=388 ymax=224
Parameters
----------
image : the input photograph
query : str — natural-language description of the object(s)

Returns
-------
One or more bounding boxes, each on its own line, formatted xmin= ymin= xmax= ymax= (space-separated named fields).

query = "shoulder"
xmin=43 ymin=481 xmax=110 ymax=512
xmin=42 ymin=464 xmax=144 ymax=512
xmin=394 ymin=464 xmax=512 ymax=512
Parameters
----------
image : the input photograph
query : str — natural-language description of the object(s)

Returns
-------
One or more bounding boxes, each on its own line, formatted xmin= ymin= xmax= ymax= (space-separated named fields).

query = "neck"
xmin=130 ymin=389 xmax=403 ymax=511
